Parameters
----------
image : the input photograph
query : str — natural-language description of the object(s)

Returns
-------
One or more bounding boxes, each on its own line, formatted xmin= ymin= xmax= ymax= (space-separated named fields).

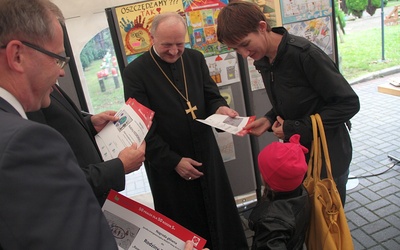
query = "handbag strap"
xmin=306 ymin=115 xmax=318 ymax=180
xmin=311 ymin=115 xmax=322 ymax=181
xmin=314 ymin=114 xmax=334 ymax=180
xmin=307 ymin=114 xmax=334 ymax=181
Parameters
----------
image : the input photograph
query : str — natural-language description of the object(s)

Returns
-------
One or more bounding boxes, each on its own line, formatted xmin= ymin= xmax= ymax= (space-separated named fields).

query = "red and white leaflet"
xmin=102 ymin=190 xmax=207 ymax=250
xmin=196 ymin=114 xmax=255 ymax=136
xmin=95 ymin=98 xmax=154 ymax=161
xmin=125 ymin=98 xmax=154 ymax=130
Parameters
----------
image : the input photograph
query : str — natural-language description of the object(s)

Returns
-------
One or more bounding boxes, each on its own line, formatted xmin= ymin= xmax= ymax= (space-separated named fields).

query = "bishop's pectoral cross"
xmin=185 ymin=101 xmax=197 ymax=119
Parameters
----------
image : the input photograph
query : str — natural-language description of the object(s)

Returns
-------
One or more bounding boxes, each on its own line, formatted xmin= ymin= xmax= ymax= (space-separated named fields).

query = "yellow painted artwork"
xmin=114 ymin=0 xmax=185 ymax=56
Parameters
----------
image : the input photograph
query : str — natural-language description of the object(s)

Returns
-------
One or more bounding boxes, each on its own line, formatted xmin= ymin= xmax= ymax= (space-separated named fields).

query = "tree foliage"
xmin=347 ymin=0 xmax=369 ymax=17
xmin=344 ymin=0 xmax=388 ymax=17
xmin=335 ymin=0 xmax=347 ymax=33
xmin=80 ymin=28 xmax=114 ymax=70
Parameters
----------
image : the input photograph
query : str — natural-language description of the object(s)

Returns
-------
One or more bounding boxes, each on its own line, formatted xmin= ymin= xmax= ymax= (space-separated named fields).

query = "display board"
xmin=279 ymin=0 xmax=338 ymax=61
xmin=106 ymin=0 xmax=338 ymax=206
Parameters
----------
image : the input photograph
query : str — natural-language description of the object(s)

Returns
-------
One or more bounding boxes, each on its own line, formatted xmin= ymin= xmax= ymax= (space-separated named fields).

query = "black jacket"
xmin=27 ymin=86 xmax=125 ymax=205
xmin=254 ymin=27 xmax=360 ymax=178
xmin=249 ymin=185 xmax=311 ymax=250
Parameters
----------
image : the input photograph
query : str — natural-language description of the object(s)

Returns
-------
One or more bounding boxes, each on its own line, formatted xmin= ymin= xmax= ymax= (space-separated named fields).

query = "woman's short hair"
xmin=217 ymin=1 xmax=271 ymax=45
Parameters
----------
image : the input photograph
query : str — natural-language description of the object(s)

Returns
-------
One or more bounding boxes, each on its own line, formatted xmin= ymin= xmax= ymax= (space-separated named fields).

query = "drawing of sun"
xmin=125 ymin=26 xmax=151 ymax=54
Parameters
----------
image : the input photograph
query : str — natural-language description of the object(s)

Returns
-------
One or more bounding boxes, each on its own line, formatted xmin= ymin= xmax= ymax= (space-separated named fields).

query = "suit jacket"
xmin=27 ymin=86 xmax=125 ymax=205
xmin=0 ymin=97 xmax=117 ymax=249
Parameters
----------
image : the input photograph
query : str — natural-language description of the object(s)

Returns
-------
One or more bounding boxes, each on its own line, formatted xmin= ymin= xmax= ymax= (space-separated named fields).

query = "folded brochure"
xmin=95 ymin=98 xmax=154 ymax=161
xmin=197 ymin=114 xmax=255 ymax=136
xmin=102 ymin=190 xmax=206 ymax=250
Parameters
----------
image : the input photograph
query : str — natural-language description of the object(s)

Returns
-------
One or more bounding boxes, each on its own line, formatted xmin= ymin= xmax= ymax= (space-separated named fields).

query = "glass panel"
xmin=79 ymin=27 xmax=150 ymax=199
xmin=80 ymin=28 xmax=124 ymax=113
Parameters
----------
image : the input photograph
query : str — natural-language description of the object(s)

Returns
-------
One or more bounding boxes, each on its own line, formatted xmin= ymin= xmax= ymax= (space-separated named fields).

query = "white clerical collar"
xmin=0 ymin=87 xmax=27 ymax=119
xmin=153 ymin=46 xmax=161 ymax=58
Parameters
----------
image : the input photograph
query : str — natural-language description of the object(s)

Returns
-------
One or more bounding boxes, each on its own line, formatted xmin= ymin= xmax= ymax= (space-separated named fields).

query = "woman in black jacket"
xmin=217 ymin=1 xmax=360 ymax=206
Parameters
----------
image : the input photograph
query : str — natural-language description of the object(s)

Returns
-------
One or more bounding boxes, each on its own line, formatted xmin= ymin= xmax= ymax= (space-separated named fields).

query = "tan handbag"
xmin=303 ymin=114 xmax=354 ymax=250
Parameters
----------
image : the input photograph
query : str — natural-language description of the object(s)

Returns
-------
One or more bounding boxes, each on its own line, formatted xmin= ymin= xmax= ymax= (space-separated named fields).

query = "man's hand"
xmin=184 ymin=240 xmax=194 ymax=250
xmin=215 ymin=106 xmax=238 ymax=118
xmin=91 ymin=110 xmax=118 ymax=132
xmin=184 ymin=240 xmax=209 ymax=250
xmin=175 ymin=158 xmax=204 ymax=181
xmin=118 ymin=141 xmax=146 ymax=174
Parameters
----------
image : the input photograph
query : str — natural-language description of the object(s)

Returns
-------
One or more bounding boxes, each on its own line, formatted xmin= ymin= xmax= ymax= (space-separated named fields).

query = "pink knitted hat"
xmin=258 ymin=134 xmax=309 ymax=192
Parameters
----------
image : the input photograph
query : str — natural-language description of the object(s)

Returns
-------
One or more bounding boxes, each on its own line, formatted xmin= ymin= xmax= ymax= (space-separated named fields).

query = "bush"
xmin=371 ymin=0 xmax=388 ymax=7
xmin=347 ymin=0 xmax=368 ymax=17
xmin=336 ymin=1 xmax=347 ymax=30
xmin=80 ymin=54 xmax=89 ymax=71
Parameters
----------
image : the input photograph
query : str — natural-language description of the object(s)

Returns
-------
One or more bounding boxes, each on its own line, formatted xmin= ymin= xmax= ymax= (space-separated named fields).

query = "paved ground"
xmin=343 ymin=70 xmax=400 ymax=249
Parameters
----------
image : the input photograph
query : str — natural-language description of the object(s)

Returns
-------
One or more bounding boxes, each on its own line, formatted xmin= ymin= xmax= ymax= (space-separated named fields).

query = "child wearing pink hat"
xmin=248 ymin=134 xmax=311 ymax=249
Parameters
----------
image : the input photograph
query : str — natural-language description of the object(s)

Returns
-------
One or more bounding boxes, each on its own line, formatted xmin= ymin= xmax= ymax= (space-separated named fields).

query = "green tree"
xmin=80 ymin=29 xmax=114 ymax=71
xmin=347 ymin=0 xmax=369 ymax=17
xmin=336 ymin=0 xmax=347 ymax=32
xmin=367 ymin=0 xmax=388 ymax=15
xmin=80 ymin=39 xmax=96 ymax=71
xmin=80 ymin=53 xmax=89 ymax=70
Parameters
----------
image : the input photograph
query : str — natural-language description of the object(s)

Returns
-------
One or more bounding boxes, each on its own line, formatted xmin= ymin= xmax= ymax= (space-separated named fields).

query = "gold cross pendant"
xmin=185 ymin=101 xmax=197 ymax=119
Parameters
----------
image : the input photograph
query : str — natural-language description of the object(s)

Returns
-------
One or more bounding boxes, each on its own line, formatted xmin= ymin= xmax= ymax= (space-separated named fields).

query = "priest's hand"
xmin=215 ymin=106 xmax=238 ymax=118
xmin=175 ymin=157 xmax=204 ymax=181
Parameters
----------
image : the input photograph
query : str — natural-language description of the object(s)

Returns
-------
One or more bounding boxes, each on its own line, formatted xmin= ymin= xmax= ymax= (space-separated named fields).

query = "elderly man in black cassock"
xmin=123 ymin=12 xmax=248 ymax=250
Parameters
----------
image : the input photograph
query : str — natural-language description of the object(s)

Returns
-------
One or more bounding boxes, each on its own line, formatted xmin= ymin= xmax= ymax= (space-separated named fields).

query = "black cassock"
xmin=123 ymin=47 xmax=248 ymax=250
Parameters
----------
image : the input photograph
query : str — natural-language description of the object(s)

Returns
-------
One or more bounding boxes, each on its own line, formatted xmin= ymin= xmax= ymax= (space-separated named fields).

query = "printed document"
xmin=102 ymin=190 xmax=207 ymax=250
xmin=197 ymin=114 xmax=255 ymax=136
xmin=95 ymin=98 xmax=154 ymax=161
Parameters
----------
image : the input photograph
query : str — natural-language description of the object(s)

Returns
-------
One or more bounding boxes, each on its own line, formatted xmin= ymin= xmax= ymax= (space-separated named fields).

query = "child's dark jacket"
xmin=248 ymin=185 xmax=310 ymax=250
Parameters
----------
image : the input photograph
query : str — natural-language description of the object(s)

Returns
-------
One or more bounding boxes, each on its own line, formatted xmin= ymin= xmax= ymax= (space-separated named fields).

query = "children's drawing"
xmin=280 ymin=0 xmax=332 ymax=24
xmin=284 ymin=16 xmax=333 ymax=55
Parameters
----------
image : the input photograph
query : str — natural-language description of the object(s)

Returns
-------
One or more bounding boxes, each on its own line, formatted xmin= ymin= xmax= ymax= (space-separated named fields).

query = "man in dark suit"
xmin=27 ymin=84 xmax=146 ymax=205
xmin=0 ymin=0 xmax=120 ymax=248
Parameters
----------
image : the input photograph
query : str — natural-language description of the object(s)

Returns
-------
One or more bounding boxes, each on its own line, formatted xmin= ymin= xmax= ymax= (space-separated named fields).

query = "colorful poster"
xmin=219 ymin=85 xmax=234 ymax=109
xmin=280 ymin=0 xmax=332 ymax=24
xmin=214 ymin=130 xmax=236 ymax=162
xmin=185 ymin=8 xmax=229 ymax=56
xmin=114 ymin=0 xmax=185 ymax=57
xmin=284 ymin=16 xmax=333 ymax=55
xmin=205 ymin=52 xmax=239 ymax=86
xmin=245 ymin=0 xmax=283 ymax=27
xmin=247 ymin=57 xmax=265 ymax=92
xmin=183 ymin=0 xmax=228 ymax=11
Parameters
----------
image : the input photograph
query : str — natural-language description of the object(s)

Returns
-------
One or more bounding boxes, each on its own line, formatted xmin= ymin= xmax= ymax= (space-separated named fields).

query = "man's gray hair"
xmin=150 ymin=12 xmax=187 ymax=35
xmin=0 ymin=0 xmax=65 ymax=47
